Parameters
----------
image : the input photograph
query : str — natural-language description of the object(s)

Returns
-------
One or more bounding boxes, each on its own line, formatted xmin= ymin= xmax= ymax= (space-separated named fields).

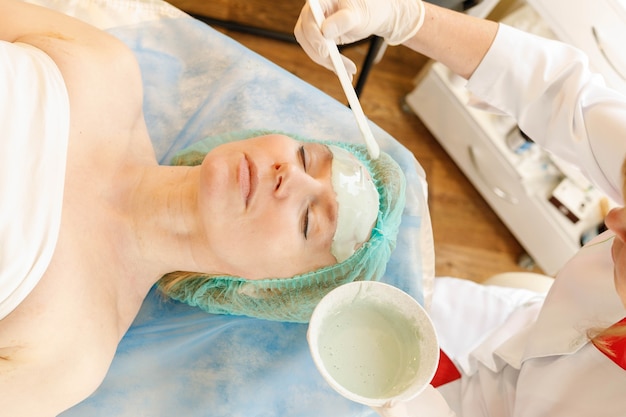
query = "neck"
xmin=120 ymin=164 xmax=217 ymax=291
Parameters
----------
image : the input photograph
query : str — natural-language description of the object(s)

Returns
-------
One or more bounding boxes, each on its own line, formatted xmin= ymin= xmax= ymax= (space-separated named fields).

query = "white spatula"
xmin=307 ymin=0 xmax=380 ymax=159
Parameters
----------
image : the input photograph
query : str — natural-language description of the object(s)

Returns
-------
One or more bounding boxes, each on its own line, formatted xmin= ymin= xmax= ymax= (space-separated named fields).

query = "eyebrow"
xmin=305 ymin=142 xmax=332 ymax=161
xmin=320 ymin=143 xmax=333 ymax=160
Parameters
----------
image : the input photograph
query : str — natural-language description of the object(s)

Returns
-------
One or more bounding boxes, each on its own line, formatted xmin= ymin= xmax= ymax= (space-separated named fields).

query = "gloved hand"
xmin=294 ymin=0 xmax=425 ymax=76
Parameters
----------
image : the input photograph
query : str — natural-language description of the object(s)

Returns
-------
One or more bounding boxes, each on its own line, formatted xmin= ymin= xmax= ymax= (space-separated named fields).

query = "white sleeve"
xmin=467 ymin=24 xmax=626 ymax=204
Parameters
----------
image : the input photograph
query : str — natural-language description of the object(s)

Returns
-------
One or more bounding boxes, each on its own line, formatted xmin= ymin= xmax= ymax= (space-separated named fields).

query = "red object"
xmin=430 ymin=349 xmax=462 ymax=387
xmin=593 ymin=317 xmax=626 ymax=371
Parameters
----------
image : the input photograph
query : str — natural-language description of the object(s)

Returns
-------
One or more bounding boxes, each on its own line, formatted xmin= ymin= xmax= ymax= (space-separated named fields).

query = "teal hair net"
xmin=157 ymin=130 xmax=406 ymax=322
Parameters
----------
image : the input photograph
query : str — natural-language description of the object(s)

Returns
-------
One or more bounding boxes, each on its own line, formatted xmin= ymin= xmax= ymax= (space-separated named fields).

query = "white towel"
xmin=0 ymin=41 xmax=70 ymax=319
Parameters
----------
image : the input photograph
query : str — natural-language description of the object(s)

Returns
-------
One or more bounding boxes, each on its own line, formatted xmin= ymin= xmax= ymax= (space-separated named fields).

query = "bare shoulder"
xmin=2 ymin=0 xmax=135 ymax=69
xmin=2 ymin=0 xmax=145 ymax=132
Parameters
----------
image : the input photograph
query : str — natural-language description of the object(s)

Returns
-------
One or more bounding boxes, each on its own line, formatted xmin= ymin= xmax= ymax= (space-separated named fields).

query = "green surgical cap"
xmin=157 ymin=130 xmax=406 ymax=322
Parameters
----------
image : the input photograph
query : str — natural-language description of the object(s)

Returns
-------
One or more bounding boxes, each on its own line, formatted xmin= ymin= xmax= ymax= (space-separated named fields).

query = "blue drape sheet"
xmin=53 ymin=3 xmax=434 ymax=415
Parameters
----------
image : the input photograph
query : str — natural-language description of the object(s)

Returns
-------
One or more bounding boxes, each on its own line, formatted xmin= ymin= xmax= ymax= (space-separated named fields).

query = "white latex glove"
xmin=294 ymin=0 xmax=425 ymax=76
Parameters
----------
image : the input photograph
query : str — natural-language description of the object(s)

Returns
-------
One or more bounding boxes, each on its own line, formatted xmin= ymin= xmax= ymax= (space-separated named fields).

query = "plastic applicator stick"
xmin=307 ymin=0 xmax=380 ymax=159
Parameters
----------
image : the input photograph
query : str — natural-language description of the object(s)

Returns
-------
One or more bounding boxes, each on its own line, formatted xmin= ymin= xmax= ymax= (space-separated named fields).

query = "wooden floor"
xmin=172 ymin=3 xmax=545 ymax=282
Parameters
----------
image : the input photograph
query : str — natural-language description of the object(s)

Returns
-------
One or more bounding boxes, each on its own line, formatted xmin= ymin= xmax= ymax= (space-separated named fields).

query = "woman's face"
xmin=197 ymin=134 xmax=339 ymax=279
xmin=605 ymin=160 xmax=626 ymax=309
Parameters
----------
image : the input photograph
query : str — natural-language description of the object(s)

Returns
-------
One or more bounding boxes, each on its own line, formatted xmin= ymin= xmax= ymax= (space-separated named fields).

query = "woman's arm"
xmin=465 ymin=24 xmax=626 ymax=203
xmin=0 ymin=0 xmax=112 ymax=44
xmin=0 ymin=0 xmax=145 ymax=145
xmin=295 ymin=0 xmax=497 ymax=80
xmin=407 ymin=2 xmax=626 ymax=202
xmin=0 ymin=0 xmax=138 ymax=82
xmin=0 ymin=0 xmax=124 ymax=65
xmin=401 ymin=2 xmax=497 ymax=80
xmin=295 ymin=0 xmax=626 ymax=201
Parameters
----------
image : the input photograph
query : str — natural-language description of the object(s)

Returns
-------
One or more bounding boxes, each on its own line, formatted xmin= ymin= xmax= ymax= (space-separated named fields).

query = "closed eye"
xmin=299 ymin=145 xmax=311 ymax=239
xmin=303 ymin=207 xmax=310 ymax=239
xmin=299 ymin=145 xmax=307 ymax=172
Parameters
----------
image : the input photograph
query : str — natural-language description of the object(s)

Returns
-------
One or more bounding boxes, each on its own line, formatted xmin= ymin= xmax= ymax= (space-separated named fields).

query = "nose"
xmin=273 ymin=162 xmax=306 ymax=199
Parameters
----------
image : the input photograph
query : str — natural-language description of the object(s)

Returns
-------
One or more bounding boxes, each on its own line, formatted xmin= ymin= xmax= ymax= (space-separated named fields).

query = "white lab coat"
xmin=424 ymin=24 xmax=626 ymax=416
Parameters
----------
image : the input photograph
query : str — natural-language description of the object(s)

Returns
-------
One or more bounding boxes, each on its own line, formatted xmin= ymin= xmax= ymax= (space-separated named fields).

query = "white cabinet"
xmin=405 ymin=1 xmax=620 ymax=275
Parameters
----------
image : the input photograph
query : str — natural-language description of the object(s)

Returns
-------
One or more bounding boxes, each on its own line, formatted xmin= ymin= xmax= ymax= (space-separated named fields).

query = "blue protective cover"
xmin=61 ymin=7 xmax=433 ymax=417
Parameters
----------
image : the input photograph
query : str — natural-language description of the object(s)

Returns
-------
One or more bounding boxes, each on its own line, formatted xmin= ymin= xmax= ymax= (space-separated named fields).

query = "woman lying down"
xmin=0 ymin=1 xmax=406 ymax=415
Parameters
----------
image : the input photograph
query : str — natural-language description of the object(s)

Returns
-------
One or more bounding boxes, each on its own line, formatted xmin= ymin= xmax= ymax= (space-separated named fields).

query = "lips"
xmin=238 ymin=155 xmax=257 ymax=207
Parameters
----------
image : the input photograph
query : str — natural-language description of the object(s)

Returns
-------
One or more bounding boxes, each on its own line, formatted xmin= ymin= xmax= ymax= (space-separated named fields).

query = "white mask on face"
xmin=328 ymin=145 xmax=380 ymax=263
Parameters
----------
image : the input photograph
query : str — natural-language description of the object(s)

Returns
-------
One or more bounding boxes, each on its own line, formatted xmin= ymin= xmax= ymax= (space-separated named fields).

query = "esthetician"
xmin=296 ymin=0 xmax=626 ymax=415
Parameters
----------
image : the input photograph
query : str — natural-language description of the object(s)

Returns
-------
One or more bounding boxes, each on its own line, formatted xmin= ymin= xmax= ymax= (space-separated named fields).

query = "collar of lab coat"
xmin=457 ymin=231 xmax=625 ymax=376
xmin=520 ymin=230 xmax=625 ymax=363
